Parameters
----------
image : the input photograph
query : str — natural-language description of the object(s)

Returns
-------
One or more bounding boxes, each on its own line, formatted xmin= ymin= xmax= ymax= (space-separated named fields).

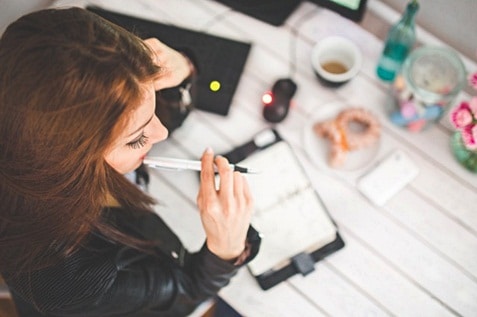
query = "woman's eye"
xmin=127 ymin=134 xmax=149 ymax=149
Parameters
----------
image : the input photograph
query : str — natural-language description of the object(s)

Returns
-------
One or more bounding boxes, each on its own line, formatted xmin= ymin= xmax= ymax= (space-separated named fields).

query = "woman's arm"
xmin=92 ymin=243 xmax=242 ymax=317
xmin=7 ymin=234 xmax=257 ymax=317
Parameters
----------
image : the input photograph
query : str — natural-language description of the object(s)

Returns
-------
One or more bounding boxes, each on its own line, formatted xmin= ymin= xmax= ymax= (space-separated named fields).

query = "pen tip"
xmin=246 ymin=168 xmax=261 ymax=174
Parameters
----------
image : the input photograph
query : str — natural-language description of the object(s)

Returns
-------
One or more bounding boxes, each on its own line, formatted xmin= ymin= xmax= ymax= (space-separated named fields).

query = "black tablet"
xmin=311 ymin=0 xmax=368 ymax=21
xmin=215 ymin=0 xmax=302 ymax=26
xmin=88 ymin=6 xmax=251 ymax=116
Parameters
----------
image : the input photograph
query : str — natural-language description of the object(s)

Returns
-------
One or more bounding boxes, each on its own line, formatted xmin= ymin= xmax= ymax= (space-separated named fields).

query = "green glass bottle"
xmin=376 ymin=0 xmax=420 ymax=81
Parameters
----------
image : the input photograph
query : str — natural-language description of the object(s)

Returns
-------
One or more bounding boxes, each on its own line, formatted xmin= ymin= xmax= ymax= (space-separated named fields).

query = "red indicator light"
xmin=262 ymin=92 xmax=273 ymax=105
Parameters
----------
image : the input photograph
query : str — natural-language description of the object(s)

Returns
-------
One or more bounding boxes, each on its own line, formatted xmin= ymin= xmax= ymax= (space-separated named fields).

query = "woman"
xmin=0 ymin=7 xmax=259 ymax=317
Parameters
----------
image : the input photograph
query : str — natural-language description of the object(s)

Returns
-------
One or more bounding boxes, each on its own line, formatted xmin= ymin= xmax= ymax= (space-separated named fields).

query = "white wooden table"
xmin=53 ymin=1 xmax=477 ymax=316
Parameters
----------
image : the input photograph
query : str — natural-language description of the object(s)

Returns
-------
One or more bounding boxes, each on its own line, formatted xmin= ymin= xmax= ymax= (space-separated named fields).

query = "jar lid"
xmin=402 ymin=46 xmax=466 ymax=104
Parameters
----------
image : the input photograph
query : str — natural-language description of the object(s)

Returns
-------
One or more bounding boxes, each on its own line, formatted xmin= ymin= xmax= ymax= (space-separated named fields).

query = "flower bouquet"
xmin=449 ymin=72 xmax=477 ymax=172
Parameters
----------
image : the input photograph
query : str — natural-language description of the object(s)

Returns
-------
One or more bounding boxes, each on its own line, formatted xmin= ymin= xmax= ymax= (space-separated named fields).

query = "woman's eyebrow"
xmin=127 ymin=114 xmax=154 ymax=137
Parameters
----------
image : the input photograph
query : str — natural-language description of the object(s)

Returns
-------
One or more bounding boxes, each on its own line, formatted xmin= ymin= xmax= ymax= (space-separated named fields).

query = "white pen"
xmin=143 ymin=156 xmax=259 ymax=174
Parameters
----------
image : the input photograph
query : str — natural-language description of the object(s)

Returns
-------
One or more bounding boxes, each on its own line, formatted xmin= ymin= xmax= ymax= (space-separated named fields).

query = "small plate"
xmin=303 ymin=101 xmax=380 ymax=171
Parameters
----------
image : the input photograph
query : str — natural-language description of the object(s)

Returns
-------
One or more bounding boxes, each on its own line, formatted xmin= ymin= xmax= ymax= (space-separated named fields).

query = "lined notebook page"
xmin=241 ymin=142 xmax=337 ymax=276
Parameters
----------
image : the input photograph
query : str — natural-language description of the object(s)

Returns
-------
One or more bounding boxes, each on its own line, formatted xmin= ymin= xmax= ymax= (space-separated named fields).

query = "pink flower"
xmin=449 ymin=67 xmax=477 ymax=150
xmin=450 ymin=102 xmax=474 ymax=129
xmin=469 ymin=72 xmax=477 ymax=90
xmin=461 ymin=124 xmax=477 ymax=150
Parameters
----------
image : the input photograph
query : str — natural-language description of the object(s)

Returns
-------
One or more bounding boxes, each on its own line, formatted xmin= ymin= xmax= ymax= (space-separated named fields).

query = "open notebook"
xmin=223 ymin=129 xmax=344 ymax=290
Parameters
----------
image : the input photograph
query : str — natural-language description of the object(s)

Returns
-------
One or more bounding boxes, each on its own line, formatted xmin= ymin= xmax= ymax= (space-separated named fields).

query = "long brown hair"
xmin=0 ymin=7 xmax=161 ymax=273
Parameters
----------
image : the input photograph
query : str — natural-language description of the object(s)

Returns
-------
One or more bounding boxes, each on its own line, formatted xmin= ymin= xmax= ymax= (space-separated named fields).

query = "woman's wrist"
xmin=181 ymin=53 xmax=195 ymax=80
xmin=206 ymin=240 xmax=245 ymax=262
xmin=229 ymin=242 xmax=252 ymax=266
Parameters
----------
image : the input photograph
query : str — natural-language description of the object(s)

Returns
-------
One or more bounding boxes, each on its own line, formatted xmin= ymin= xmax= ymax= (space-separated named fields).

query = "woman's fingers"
xmin=196 ymin=147 xmax=254 ymax=260
xmin=242 ymin=175 xmax=253 ymax=209
xmin=233 ymin=172 xmax=244 ymax=200
xmin=214 ymin=156 xmax=234 ymax=199
xmin=198 ymin=147 xmax=216 ymax=206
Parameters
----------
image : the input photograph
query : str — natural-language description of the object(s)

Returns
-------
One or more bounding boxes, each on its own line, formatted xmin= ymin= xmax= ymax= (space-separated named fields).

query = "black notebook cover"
xmin=87 ymin=6 xmax=251 ymax=116
xmin=222 ymin=129 xmax=345 ymax=290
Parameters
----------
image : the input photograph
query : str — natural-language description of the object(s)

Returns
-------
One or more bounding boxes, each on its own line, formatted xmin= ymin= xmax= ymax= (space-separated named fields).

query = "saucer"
xmin=302 ymin=101 xmax=380 ymax=171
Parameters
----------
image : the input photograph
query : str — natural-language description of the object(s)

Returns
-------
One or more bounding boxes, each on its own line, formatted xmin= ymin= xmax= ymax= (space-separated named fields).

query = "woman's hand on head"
xmin=144 ymin=38 xmax=193 ymax=91
xmin=197 ymin=148 xmax=254 ymax=261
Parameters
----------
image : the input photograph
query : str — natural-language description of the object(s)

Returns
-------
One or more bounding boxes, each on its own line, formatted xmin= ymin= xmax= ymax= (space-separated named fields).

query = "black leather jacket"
xmin=5 ymin=208 xmax=260 ymax=317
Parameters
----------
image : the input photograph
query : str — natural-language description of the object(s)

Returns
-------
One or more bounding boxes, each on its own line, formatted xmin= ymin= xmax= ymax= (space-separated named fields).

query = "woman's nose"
xmin=149 ymin=115 xmax=169 ymax=144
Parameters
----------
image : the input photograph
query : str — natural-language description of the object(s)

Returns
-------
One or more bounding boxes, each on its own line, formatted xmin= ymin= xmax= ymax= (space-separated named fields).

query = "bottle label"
xmin=378 ymin=55 xmax=402 ymax=73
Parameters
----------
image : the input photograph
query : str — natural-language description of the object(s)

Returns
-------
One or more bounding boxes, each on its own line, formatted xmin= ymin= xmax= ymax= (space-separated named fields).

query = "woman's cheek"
xmin=104 ymin=149 xmax=136 ymax=174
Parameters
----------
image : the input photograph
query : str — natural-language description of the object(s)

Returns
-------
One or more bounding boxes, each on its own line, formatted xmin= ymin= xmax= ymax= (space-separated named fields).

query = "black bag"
xmin=155 ymin=52 xmax=198 ymax=134
xmin=155 ymin=78 xmax=195 ymax=133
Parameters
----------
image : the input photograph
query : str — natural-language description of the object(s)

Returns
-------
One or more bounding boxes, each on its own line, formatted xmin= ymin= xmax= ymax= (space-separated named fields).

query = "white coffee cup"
xmin=311 ymin=36 xmax=363 ymax=86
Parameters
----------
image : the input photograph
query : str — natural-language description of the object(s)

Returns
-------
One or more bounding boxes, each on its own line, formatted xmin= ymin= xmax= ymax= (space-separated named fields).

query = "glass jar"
xmin=389 ymin=46 xmax=466 ymax=132
xmin=451 ymin=132 xmax=477 ymax=173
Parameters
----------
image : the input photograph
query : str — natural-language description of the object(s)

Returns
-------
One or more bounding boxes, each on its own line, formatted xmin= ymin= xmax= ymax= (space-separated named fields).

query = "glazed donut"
xmin=313 ymin=107 xmax=381 ymax=167
xmin=313 ymin=120 xmax=348 ymax=167
xmin=336 ymin=108 xmax=381 ymax=149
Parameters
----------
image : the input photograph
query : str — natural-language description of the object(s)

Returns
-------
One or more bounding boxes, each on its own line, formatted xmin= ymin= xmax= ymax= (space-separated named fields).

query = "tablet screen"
xmin=312 ymin=0 xmax=367 ymax=21
xmin=332 ymin=0 xmax=361 ymax=10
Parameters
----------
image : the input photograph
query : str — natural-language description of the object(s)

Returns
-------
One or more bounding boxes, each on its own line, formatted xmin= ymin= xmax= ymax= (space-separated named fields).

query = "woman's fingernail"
xmin=204 ymin=147 xmax=213 ymax=154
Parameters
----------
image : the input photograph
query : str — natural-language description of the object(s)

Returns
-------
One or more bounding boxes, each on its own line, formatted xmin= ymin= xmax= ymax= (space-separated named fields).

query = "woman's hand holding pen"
xmin=143 ymin=38 xmax=193 ymax=91
xmin=197 ymin=147 xmax=254 ymax=261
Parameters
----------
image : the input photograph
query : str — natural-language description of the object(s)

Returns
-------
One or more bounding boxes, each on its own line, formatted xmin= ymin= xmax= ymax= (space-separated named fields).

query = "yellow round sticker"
xmin=209 ymin=80 xmax=221 ymax=92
